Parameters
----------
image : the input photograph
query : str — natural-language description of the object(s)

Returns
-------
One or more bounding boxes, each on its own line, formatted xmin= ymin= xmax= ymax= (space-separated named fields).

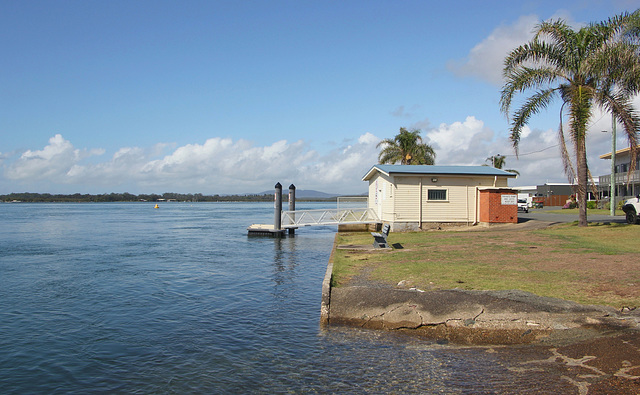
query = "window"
xmin=427 ymin=189 xmax=447 ymax=201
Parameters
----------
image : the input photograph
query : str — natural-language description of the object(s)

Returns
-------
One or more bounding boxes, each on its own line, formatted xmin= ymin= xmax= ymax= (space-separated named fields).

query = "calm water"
xmin=0 ymin=202 xmax=563 ymax=394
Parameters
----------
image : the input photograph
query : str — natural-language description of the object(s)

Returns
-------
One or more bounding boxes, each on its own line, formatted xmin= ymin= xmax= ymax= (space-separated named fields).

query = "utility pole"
xmin=610 ymin=118 xmax=617 ymax=217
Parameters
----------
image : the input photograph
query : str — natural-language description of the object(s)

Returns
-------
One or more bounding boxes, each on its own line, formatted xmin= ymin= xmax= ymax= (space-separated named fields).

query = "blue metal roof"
xmin=362 ymin=164 xmax=518 ymax=180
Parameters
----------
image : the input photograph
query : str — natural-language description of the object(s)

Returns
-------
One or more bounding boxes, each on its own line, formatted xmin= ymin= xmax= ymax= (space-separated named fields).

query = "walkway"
xmin=280 ymin=207 xmax=379 ymax=228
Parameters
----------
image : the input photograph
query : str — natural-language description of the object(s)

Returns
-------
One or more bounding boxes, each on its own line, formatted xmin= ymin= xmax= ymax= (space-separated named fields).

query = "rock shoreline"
xmin=326 ymin=286 xmax=640 ymax=345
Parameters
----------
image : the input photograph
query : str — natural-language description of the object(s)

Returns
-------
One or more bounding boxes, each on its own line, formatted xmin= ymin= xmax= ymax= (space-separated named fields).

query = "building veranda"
xmin=598 ymin=147 xmax=640 ymax=205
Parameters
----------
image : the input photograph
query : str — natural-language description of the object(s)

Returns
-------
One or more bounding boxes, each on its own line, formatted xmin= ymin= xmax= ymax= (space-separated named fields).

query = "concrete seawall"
xmin=319 ymin=237 xmax=336 ymax=325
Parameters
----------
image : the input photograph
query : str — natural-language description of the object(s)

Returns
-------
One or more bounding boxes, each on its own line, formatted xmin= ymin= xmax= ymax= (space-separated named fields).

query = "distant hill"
xmin=255 ymin=189 xmax=340 ymax=198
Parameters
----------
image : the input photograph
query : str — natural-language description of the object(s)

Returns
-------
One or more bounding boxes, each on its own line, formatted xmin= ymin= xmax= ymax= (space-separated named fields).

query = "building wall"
xmin=479 ymin=189 xmax=518 ymax=223
xmin=394 ymin=176 xmax=420 ymax=221
xmin=421 ymin=176 xmax=500 ymax=222
xmin=367 ymin=172 xmax=395 ymax=222
xmin=612 ymin=150 xmax=638 ymax=173
xmin=599 ymin=149 xmax=640 ymax=199
xmin=368 ymin=173 xmax=512 ymax=230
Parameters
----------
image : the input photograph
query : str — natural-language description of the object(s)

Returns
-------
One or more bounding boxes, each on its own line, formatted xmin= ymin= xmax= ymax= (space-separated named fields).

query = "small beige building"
xmin=362 ymin=164 xmax=518 ymax=231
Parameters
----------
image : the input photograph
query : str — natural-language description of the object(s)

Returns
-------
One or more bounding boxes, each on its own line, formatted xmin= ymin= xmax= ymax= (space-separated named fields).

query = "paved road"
xmin=518 ymin=206 xmax=628 ymax=225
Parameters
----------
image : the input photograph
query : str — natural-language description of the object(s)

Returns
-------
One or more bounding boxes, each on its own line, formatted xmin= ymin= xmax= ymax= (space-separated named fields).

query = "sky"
xmin=1 ymin=0 xmax=639 ymax=195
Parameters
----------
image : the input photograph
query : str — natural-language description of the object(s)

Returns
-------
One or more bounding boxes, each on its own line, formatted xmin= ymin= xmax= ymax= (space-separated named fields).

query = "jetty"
xmin=247 ymin=183 xmax=380 ymax=236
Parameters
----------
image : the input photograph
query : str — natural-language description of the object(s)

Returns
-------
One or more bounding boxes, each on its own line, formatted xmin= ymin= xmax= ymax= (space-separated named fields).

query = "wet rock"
xmin=327 ymin=286 xmax=639 ymax=346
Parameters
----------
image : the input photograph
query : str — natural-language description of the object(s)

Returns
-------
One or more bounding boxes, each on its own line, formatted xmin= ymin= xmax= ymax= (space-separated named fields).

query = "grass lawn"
xmin=332 ymin=223 xmax=640 ymax=309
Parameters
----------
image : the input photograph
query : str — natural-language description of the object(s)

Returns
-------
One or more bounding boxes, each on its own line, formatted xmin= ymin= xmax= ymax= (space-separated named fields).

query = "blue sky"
xmin=1 ymin=0 xmax=638 ymax=195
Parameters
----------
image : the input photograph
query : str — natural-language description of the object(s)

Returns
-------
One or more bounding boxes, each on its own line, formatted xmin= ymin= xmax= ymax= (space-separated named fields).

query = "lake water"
xmin=0 ymin=202 xmax=566 ymax=393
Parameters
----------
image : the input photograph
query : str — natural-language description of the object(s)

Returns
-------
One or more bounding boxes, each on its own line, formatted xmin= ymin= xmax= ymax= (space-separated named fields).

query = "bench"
xmin=371 ymin=224 xmax=390 ymax=248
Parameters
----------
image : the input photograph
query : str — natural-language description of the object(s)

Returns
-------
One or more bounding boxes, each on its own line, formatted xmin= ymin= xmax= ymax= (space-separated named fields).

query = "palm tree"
xmin=500 ymin=11 xmax=640 ymax=226
xmin=377 ymin=127 xmax=436 ymax=165
xmin=486 ymin=154 xmax=507 ymax=169
xmin=485 ymin=154 xmax=520 ymax=176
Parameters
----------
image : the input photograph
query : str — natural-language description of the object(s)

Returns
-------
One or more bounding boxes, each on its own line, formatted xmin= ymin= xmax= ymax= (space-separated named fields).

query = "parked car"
xmin=517 ymin=199 xmax=529 ymax=213
xmin=622 ymin=195 xmax=640 ymax=224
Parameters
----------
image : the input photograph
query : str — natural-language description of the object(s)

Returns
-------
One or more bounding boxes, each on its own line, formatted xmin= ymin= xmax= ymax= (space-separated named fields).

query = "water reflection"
xmin=272 ymin=234 xmax=299 ymax=285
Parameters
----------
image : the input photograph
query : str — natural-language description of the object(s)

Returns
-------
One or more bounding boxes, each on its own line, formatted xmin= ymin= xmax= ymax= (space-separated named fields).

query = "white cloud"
xmin=5 ymin=134 xmax=104 ymax=182
xmin=422 ymin=111 xmax=635 ymax=187
xmin=307 ymin=137 xmax=379 ymax=189
xmin=449 ymin=12 xmax=583 ymax=86
xmin=428 ymin=116 xmax=491 ymax=155
xmin=418 ymin=114 xmax=622 ymax=186
xmin=2 ymin=112 xmax=632 ymax=194
xmin=449 ymin=15 xmax=539 ymax=85
xmin=1 ymin=133 xmax=381 ymax=194
xmin=358 ymin=132 xmax=378 ymax=145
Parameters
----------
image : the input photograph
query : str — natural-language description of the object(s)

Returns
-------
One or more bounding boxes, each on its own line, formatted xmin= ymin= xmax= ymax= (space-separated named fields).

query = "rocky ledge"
xmin=326 ymin=286 xmax=640 ymax=345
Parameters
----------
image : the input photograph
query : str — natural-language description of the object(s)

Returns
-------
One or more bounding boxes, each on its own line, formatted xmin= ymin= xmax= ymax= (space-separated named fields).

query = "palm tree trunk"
xmin=577 ymin=136 xmax=589 ymax=227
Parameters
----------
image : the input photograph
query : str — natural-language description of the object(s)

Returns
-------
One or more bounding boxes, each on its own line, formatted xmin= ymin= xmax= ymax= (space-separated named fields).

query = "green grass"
xmin=331 ymin=223 xmax=640 ymax=308
xmin=535 ymin=222 xmax=637 ymax=254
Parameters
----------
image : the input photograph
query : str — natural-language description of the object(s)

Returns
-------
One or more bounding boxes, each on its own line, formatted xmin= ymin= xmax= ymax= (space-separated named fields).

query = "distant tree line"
xmin=0 ymin=192 xmax=336 ymax=203
xmin=1 ymin=192 xmax=269 ymax=203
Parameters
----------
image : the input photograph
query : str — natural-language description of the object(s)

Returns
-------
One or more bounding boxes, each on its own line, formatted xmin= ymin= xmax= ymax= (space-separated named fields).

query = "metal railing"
xmin=599 ymin=169 xmax=640 ymax=185
xmin=336 ymin=196 xmax=368 ymax=211
xmin=281 ymin=207 xmax=379 ymax=227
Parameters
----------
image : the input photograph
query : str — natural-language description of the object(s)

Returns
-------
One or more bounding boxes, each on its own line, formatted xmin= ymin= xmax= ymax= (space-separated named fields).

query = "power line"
xmin=499 ymin=144 xmax=560 ymax=157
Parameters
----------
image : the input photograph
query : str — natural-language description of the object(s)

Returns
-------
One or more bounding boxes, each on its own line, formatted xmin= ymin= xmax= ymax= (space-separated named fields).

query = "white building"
xmin=599 ymin=147 xmax=640 ymax=201
xmin=362 ymin=165 xmax=518 ymax=231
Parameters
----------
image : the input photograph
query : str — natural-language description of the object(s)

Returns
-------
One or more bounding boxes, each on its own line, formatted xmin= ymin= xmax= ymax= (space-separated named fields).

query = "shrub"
xmin=586 ymin=201 xmax=597 ymax=209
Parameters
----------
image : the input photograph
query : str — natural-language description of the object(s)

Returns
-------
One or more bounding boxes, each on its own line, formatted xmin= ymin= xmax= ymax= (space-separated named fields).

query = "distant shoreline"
xmin=0 ymin=192 xmax=341 ymax=204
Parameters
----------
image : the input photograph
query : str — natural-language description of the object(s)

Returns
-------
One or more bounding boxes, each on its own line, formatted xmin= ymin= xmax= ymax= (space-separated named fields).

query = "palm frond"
xmin=557 ymin=106 xmax=577 ymax=185
xmin=501 ymin=67 xmax=560 ymax=115
xmin=508 ymin=88 xmax=557 ymax=149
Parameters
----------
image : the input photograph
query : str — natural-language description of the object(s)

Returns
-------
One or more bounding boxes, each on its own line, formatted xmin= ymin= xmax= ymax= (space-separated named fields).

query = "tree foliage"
xmin=485 ymin=155 xmax=520 ymax=176
xmin=486 ymin=155 xmax=507 ymax=169
xmin=1 ymin=192 xmax=275 ymax=203
xmin=0 ymin=192 xmax=341 ymax=203
xmin=500 ymin=10 xmax=640 ymax=226
xmin=376 ymin=127 xmax=436 ymax=165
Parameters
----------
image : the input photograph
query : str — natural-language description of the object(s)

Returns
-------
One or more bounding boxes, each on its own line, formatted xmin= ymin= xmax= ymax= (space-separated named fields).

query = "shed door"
xmin=376 ymin=180 xmax=383 ymax=219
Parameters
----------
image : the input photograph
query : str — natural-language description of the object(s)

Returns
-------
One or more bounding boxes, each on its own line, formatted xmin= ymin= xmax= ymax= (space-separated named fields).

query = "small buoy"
xmin=154 ymin=204 xmax=159 ymax=209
